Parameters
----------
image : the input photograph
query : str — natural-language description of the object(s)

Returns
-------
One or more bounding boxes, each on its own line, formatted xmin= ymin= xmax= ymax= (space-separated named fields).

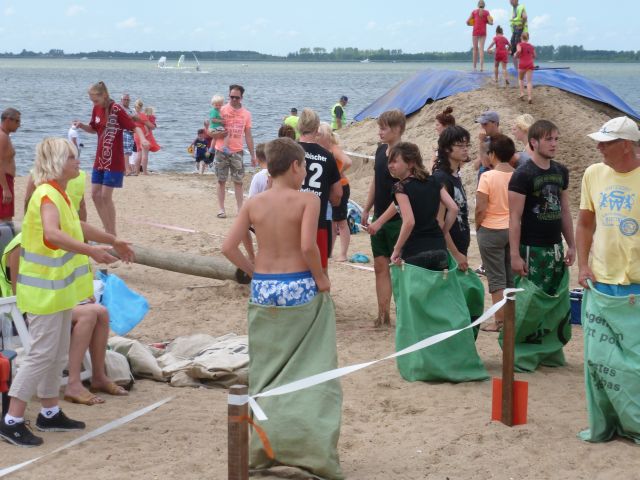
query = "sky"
xmin=1 ymin=1 xmax=638 ymax=55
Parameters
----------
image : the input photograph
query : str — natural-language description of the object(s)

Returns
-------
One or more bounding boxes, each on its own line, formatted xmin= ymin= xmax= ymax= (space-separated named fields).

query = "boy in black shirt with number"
xmin=297 ymin=109 xmax=342 ymax=269
xmin=508 ymin=119 xmax=575 ymax=294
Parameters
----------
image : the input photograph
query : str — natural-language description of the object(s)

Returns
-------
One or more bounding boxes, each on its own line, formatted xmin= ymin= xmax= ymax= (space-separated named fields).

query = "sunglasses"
xmin=230 ymin=95 xmax=241 ymax=100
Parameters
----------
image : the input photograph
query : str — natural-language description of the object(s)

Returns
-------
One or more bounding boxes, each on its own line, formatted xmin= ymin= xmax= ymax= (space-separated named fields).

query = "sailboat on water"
xmin=157 ymin=54 xmax=188 ymax=69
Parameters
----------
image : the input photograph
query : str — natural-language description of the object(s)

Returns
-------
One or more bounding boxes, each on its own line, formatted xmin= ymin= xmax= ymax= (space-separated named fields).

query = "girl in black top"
xmin=369 ymin=142 xmax=459 ymax=270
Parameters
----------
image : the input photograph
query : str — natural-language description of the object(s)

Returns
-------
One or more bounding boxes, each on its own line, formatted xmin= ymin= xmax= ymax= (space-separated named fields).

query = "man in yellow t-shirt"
xmin=577 ymin=116 xmax=640 ymax=296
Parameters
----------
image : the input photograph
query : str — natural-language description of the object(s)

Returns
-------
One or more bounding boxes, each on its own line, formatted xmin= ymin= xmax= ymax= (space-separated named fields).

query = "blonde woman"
xmin=317 ymin=122 xmax=352 ymax=262
xmin=0 ymin=138 xmax=133 ymax=447
xmin=467 ymin=0 xmax=494 ymax=72
xmin=512 ymin=113 xmax=535 ymax=167
xmin=74 ymin=81 xmax=148 ymax=234
xmin=132 ymin=99 xmax=160 ymax=175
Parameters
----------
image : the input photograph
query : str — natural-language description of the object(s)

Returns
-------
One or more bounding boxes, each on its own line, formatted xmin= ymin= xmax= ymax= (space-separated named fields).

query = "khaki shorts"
xmin=215 ymin=150 xmax=244 ymax=183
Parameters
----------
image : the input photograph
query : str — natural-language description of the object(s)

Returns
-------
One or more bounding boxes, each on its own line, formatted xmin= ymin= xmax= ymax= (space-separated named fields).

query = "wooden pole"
xmin=111 ymin=245 xmax=251 ymax=284
xmin=501 ymin=297 xmax=516 ymax=426
xmin=228 ymin=385 xmax=249 ymax=480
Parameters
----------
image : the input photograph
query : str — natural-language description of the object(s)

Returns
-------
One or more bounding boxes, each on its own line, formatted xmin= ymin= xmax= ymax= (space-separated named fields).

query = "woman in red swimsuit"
xmin=466 ymin=0 xmax=494 ymax=72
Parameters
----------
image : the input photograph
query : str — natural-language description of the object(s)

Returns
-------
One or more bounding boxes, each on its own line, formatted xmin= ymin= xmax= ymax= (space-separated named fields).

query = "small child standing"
xmin=192 ymin=128 xmax=212 ymax=174
xmin=487 ymin=26 xmax=511 ymax=87
xmin=248 ymin=143 xmax=271 ymax=198
xmin=516 ymin=32 xmax=536 ymax=104
xmin=208 ymin=94 xmax=230 ymax=155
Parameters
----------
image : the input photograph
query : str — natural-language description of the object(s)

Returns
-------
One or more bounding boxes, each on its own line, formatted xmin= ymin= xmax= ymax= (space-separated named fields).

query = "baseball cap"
xmin=587 ymin=116 xmax=640 ymax=142
xmin=475 ymin=111 xmax=499 ymax=124
xmin=340 ymin=95 xmax=349 ymax=102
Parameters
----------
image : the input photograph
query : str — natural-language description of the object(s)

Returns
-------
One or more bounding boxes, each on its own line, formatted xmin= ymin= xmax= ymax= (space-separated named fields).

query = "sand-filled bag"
xmin=499 ymin=271 xmax=571 ymax=372
xmin=579 ymin=286 xmax=640 ymax=443
xmin=248 ymin=293 xmax=343 ymax=480
xmin=391 ymin=258 xmax=489 ymax=383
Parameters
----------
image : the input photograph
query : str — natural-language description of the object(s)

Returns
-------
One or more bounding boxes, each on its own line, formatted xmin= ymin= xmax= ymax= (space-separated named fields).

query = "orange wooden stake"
xmin=228 ymin=385 xmax=249 ymax=480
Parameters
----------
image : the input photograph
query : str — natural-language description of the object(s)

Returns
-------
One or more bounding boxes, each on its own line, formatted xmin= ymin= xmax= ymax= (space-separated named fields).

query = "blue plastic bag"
xmin=347 ymin=200 xmax=363 ymax=234
xmin=98 ymin=271 xmax=149 ymax=335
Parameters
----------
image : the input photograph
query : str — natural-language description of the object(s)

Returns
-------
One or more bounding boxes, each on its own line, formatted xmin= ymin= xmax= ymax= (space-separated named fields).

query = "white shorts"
xmin=129 ymin=152 xmax=138 ymax=165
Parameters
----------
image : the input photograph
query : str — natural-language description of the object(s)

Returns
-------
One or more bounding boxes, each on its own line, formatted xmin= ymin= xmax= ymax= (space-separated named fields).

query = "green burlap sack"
xmin=454 ymin=269 xmax=485 ymax=339
xmin=579 ymin=286 xmax=640 ymax=443
xmin=499 ymin=270 xmax=571 ymax=372
xmin=248 ymin=293 xmax=343 ymax=480
xmin=391 ymin=257 xmax=489 ymax=383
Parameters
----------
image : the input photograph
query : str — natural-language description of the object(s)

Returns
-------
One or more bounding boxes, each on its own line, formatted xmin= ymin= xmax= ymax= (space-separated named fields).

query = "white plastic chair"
xmin=0 ymin=296 xmax=92 ymax=385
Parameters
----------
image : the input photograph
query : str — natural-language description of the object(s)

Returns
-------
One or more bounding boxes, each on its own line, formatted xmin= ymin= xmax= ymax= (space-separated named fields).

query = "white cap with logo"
xmin=587 ymin=116 xmax=640 ymax=142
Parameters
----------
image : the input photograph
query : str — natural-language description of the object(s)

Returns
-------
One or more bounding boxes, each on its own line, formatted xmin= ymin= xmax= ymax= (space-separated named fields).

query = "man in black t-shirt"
xmin=362 ymin=109 xmax=405 ymax=327
xmin=298 ymin=109 xmax=342 ymax=269
xmin=508 ymin=119 xmax=575 ymax=295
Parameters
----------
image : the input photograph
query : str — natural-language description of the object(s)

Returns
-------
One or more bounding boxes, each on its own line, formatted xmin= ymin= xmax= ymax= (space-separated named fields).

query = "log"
xmin=111 ymin=245 xmax=251 ymax=284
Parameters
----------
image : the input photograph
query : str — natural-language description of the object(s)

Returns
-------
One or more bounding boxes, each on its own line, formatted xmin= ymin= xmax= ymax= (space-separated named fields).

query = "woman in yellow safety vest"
xmin=0 ymin=137 xmax=133 ymax=448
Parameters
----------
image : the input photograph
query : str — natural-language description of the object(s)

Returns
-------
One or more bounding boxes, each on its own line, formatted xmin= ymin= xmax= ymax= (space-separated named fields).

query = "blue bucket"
xmin=569 ymin=288 xmax=583 ymax=325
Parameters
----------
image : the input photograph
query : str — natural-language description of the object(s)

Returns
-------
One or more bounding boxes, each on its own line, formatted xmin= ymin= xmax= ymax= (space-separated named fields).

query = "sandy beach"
xmin=3 ymin=84 xmax=640 ymax=480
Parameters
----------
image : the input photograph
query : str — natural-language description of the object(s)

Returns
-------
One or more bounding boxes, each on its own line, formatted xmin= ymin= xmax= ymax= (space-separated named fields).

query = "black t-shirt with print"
xmin=432 ymin=168 xmax=470 ymax=255
xmin=299 ymin=142 xmax=341 ymax=227
xmin=392 ymin=176 xmax=446 ymax=258
xmin=508 ymin=159 xmax=569 ymax=246
xmin=373 ymin=144 xmax=400 ymax=221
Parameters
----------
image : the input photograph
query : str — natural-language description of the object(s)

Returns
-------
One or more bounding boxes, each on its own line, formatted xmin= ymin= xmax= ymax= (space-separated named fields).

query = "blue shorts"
xmin=123 ymin=131 xmax=134 ymax=155
xmin=92 ymin=169 xmax=124 ymax=188
xmin=251 ymin=271 xmax=318 ymax=307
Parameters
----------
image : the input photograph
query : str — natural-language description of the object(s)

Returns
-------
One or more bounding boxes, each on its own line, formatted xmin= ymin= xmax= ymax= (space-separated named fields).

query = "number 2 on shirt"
xmin=308 ymin=163 xmax=323 ymax=188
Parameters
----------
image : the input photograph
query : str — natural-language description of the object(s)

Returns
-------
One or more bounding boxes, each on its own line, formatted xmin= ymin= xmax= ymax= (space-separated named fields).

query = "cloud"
xmin=66 ymin=5 xmax=85 ymax=16
xmin=275 ymin=29 xmax=300 ymax=38
xmin=241 ymin=18 xmax=269 ymax=35
xmin=531 ymin=14 xmax=551 ymax=29
xmin=491 ymin=8 xmax=508 ymax=24
xmin=444 ymin=20 xmax=456 ymax=27
xmin=366 ymin=21 xmax=377 ymax=30
xmin=116 ymin=17 xmax=139 ymax=29
xmin=4 ymin=6 xmax=14 ymax=16
xmin=566 ymin=16 xmax=579 ymax=35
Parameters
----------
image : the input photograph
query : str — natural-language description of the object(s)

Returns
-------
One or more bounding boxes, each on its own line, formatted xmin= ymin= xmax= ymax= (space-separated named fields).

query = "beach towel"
xmin=455 ymin=269 xmax=485 ymax=339
xmin=391 ymin=257 xmax=489 ymax=383
xmin=248 ymin=293 xmax=343 ymax=480
xmin=579 ymin=286 xmax=640 ymax=443
xmin=499 ymin=271 xmax=571 ymax=372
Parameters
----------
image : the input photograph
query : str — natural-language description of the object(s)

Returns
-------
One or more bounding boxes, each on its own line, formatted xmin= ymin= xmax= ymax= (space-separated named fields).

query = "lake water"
xmin=1 ymin=59 xmax=639 ymax=175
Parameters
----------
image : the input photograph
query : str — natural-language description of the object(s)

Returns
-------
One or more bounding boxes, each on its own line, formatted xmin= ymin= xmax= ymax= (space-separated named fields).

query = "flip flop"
xmin=90 ymin=382 xmax=129 ymax=396
xmin=64 ymin=391 xmax=105 ymax=406
xmin=216 ymin=211 xmax=227 ymax=219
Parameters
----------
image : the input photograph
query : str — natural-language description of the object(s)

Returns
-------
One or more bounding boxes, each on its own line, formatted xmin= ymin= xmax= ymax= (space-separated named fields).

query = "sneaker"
xmin=36 ymin=410 xmax=85 ymax=432
xmin=0 ymin=419 xmax=44 ymax=447
xmin=474 ymin=265 xmax=486 ymax=276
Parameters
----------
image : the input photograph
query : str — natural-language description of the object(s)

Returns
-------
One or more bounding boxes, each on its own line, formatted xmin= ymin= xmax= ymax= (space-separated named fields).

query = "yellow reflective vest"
xmin=0 ymin=233 xmax=21 ymax=297
xmin=331 ymin=103 xmax=346 ymax=130
xmin=66 ymin=170 xmax=86 ymax=213
xmin=510 ymin=4 xmax=527 ymax=32
xmin=17 ymin=183 xmax=93 ymax=315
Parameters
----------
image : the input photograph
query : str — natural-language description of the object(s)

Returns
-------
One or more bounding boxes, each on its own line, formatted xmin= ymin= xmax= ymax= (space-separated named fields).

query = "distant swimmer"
xmin=331 ymin=95 xmax=348 ymax=131
xmin=509 ymin=0 xmax=528 ymax=70
xmin=466 ymin=0 xmax=493 ymax=72
xmin=0 ymin=108 xmax=20 ymax=224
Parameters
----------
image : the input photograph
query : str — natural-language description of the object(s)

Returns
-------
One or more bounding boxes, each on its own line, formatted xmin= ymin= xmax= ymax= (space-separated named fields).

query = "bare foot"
xmin=334 ymin=256 xmax=348 ymax=262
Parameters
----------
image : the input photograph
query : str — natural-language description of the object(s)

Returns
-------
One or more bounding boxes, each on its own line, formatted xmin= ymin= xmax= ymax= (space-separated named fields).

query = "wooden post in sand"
xmin=500 ymin=298 xmax=516 ymax=426
xmin=228 ymin=385 xmax=249 ymax=480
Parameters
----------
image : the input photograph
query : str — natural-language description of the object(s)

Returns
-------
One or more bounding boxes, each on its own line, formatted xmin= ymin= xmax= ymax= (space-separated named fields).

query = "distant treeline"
xmin=2 ymin=46 xmax=639 ymax=62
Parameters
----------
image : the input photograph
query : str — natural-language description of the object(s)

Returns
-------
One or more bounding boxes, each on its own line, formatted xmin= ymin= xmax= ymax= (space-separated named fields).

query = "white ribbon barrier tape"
xmin=0 ymin=397 xmax=174 ymax=478
xmin=137 ymin=219 xmax=225 ymax=239
xmin=241 ymin=288 xmax=523 ymax=421
xmin=344 ymin=151 xmax=375 ymax=160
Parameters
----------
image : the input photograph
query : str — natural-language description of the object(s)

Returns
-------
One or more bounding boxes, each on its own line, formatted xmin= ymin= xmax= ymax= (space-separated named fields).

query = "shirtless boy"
xmin=0 ymin=108 xmax=20 ymax=223
xmin=222 ymin=137 xmax=330 ymax=305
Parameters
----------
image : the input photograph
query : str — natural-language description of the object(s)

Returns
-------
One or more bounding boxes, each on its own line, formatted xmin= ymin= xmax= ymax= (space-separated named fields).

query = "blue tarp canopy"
xmin=354 ymin=68 xmax=640 ymax=122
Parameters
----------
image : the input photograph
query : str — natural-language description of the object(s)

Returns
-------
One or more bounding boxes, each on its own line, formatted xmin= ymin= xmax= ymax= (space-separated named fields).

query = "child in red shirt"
xmin=487 ymin=26 xmax=511 ymax=87
xmin=516 ymin=32 xmax=536 ymax=103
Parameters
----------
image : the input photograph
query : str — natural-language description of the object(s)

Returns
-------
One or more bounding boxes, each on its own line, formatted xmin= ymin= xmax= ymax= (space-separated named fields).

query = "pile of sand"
xmin=338 ymin=83 xmax=626 ymax=214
